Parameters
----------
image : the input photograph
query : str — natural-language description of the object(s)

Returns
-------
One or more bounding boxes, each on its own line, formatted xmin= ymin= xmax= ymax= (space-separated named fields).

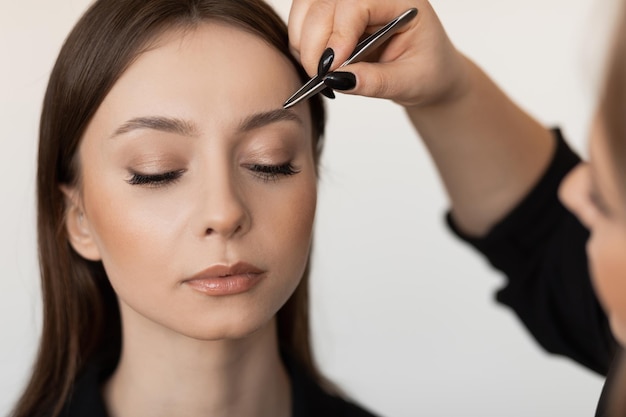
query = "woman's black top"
xmin=59 ymin=352 xmax=378 ymax=417
xmin=446 ymin=129 xmax=619 ymax=416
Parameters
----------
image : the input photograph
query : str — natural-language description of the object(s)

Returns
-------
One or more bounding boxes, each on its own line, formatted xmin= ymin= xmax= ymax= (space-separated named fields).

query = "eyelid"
xmin=244 ymin=162 xmax=300 ymax=182
xmin=126 ymin=169 xmax=186 ymax=188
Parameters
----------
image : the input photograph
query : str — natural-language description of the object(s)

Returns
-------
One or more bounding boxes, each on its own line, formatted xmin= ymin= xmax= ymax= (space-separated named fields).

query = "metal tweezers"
xmin=283 ymin=7 xmax=418 ymax=109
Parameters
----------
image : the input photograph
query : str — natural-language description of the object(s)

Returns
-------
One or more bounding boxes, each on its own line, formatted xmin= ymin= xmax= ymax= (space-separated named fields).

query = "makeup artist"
xmin=289 ymin=0 xmax=625 ymax=414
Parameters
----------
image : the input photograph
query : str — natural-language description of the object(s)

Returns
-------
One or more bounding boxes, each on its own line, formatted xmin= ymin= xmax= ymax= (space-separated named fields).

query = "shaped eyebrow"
xmin=111 ymin=109 xmax=304 ymax=139
xmin=111 ymin=116 xmax=199 ymax=138
xmin=239 ymin=108 xmax=304 ymax=131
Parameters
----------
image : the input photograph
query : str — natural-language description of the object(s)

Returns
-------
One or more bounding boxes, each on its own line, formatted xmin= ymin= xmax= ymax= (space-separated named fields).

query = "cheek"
xmin=587 ymin=229 xmax=626 ymax=342
xmin=81 ymin=165 xmax=191 ymax=290
xmin=251 ymin=173 xmax=317 ymax=273
xmin=249 ymin=175 xmax=317 ymax=324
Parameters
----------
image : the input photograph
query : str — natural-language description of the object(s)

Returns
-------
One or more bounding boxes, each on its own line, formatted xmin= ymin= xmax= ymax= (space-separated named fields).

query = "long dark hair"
xmin=12 ymin=1 xmax=325 ymax=416
xmin=598 ymin=2 xmax=626 ymax=416
xmin=600 ymin=2 xmax=626 ymax=174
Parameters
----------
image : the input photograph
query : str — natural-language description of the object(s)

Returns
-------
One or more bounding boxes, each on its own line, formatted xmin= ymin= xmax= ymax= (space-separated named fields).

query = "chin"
xmin=177 ymin=312 xmax=276 ymax=342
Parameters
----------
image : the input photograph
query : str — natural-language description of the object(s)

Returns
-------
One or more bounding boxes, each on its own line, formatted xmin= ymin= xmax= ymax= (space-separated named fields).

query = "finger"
xmin=287 ymin=0 xmax=315 ymax=60
xmin=298 ymin=0 xmax=337 ymax=76
xmin=327 ymin=0 xmax=418 ymax=67
xmin=294 ymin=0 xmax=421 ymax=78
xmin=328 ymin=60 xmax=418 ymax=103
xmin=324 ymin=0 xmax=370 ymax=69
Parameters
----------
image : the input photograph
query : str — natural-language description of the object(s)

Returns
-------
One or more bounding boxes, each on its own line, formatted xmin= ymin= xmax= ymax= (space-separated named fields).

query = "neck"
xmin=103 ymin=302 xmax=291 ymax=417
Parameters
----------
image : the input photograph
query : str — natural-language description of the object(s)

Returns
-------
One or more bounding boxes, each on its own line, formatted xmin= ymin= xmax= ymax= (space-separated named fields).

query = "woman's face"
xmin=560 ymin=116 xmax=626 ymax=344
xmin=68 ymin=23 xmax=317 ymax=340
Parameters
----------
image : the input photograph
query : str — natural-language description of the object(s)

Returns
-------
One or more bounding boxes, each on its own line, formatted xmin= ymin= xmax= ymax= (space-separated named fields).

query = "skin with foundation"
xmin=62 ymin=23 xmax=316 ymax=417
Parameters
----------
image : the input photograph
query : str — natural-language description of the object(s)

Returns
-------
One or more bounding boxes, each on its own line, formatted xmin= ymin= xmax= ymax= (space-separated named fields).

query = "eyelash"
xmin=247 ymin=163 xmax=300 ymax=181
xmin=126 ymin=169 xmax=185 ymax=188
xmin=126 ymin=163 xmax=298 ymax=188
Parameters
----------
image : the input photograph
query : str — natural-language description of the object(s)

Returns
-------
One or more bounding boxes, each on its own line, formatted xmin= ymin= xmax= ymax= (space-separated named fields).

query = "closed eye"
xmin=245 ymin=163 xmax=299 ymax=182
xmin=126 ymin=169 xmax=185 ymax=188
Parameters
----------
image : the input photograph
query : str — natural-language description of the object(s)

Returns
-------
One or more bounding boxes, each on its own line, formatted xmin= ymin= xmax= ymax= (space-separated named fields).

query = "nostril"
xmin=204 ymin=224 xmax=242 ymax=237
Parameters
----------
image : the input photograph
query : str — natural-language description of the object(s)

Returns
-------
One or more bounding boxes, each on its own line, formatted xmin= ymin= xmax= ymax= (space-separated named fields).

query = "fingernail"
xmin=323 ymin=72 xmax=356 ymax=91
xmin=317 ymin=48 xmax=334 ymax=77
xmin=321 ymin=87 xmax=336 ymax=99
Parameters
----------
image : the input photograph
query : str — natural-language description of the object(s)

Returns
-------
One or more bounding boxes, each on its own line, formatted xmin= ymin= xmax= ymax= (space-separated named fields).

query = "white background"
xmin=0 ymin=0 xmax=613 ymax=415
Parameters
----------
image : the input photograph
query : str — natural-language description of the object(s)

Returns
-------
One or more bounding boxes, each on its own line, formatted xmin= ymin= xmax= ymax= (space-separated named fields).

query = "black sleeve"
xmin=446 ymin=129 xmax=617 ymax=376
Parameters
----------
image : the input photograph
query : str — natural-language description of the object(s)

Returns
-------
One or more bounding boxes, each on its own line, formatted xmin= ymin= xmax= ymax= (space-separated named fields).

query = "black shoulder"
xmin=284 ymin=352 xmax=380 ymax=417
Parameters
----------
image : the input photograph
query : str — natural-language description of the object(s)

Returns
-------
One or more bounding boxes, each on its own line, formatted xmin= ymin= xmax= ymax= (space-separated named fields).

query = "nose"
xmin=198 ymin=171 xmax=251 ymax=240
xmin=558 ymin=163 xmax=594 ymax=228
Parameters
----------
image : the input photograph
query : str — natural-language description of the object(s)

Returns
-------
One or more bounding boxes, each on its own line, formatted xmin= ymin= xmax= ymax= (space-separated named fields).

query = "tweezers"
xmin=283 ymin=7 xmax=418 ymax=109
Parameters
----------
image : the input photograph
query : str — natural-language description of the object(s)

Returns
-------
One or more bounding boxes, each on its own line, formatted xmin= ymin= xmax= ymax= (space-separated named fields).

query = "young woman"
xmin=289 ymin=0 xmax=624 ymax=415
xmin=11 ymin=0 xmax=375 ymax=416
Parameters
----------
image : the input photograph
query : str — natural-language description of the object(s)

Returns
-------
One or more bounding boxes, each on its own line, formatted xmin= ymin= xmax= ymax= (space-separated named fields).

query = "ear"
xmin=60 ymin=185 xmax=102 ymax=261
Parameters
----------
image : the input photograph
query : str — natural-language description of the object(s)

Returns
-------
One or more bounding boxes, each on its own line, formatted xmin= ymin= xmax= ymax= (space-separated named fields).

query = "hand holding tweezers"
xmin=283 ymin=7 xmax=418 ymax=109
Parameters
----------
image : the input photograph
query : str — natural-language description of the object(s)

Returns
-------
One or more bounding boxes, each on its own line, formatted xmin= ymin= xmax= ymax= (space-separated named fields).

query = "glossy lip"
xmin=183 ymin=262 xmax=265 ymax=296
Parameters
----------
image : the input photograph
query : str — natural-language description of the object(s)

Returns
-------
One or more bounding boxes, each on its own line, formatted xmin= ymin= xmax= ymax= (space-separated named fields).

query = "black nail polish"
xmin=317 ymin=48 xmax=334 ymax=77
xmin=323 ymin=72 xmax=356 ymax=91
xmin=321 ymin=87 xmax=336 ymax=99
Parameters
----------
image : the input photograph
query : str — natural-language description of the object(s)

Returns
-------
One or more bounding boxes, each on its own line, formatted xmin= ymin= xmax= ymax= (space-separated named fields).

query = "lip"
xmin=183 ymin=262 xmax=265 ymax=296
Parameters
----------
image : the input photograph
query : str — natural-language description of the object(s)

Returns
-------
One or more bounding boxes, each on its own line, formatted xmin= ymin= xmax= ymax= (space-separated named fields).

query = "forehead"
xmin=90 ymin=22 xmax=309 ymax=135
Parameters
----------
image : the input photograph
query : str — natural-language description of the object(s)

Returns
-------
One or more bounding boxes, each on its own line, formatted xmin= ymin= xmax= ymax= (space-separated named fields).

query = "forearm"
xmin=406 ymin=56 xmax=555 ymax=236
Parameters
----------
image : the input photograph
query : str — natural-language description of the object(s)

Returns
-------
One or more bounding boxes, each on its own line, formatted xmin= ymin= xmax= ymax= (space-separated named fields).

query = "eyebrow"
xmin=111 ymin=109 xmax=303 ymax=139
xmin=111 ymin=116 xmax=199 ymax=138
xmin=239 ymin=109 xmax=304 ymax=131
